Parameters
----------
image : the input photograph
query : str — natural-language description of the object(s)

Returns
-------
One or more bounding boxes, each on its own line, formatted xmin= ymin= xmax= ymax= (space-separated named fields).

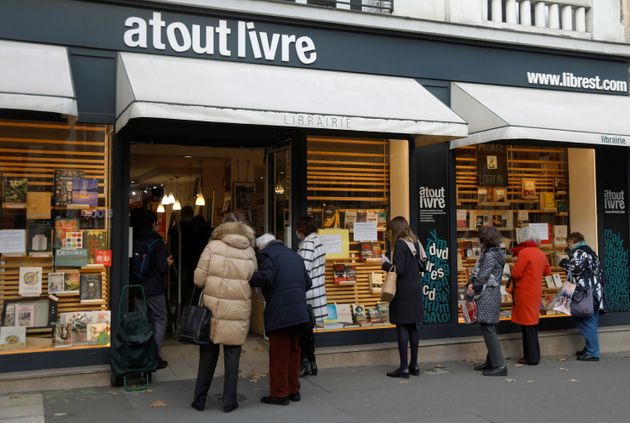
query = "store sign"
xmin=527 ymin=71 xmax=628 ymax=94
xmin=123 ymin=12 xmax=318 ymax=65
xmin=418 ymin=186 xmax=446 ymax=224
xmin=476 ymin=144 xmax=508 ymax=186
xmin=604 ymin=190 xmax=626 ymax=214
xmin=601 ymin=135 xmax=627 ymax=146
xmin=283 ymin=113 xmax=350 ymax=129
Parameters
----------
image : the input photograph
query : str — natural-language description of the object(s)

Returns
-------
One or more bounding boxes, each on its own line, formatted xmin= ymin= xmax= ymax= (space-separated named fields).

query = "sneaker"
xmin=482 ymin=366 xmax=508 ymax=376
xmin=260 ymin=396 xmax=289 ymax=406
xmin=576 ymin=355 xmax=599 ymax=362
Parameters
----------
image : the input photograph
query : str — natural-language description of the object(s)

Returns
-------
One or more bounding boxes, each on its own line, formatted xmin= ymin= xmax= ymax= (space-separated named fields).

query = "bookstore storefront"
xmin=1 ymin=0 xmax=630 ymax=372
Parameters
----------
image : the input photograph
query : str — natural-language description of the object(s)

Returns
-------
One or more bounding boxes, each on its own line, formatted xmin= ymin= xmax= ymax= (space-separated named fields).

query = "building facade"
xmin=0 ymin=0 xmax=630 ymax=373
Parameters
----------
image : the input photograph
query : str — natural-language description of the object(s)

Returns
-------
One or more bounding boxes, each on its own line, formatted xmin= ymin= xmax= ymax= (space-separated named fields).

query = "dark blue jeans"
xmin=574 ymin=312 xmax=600 ymax=358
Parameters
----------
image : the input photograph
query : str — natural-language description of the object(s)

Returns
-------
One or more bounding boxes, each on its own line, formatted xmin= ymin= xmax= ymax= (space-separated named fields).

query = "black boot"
xmin=300 ymin=358 xmax=312 ymax=376
xmin=310 ymin=361 xmax=318 ymax=376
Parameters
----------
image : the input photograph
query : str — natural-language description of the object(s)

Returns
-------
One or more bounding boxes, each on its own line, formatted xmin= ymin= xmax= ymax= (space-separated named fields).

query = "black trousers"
xmin=193 ymin=342 xmax=241 ymax=407
xmin=300 ymin=325 xmax=316 ymax=363
xmin=521 ymin=325 xmax=540 ymax=365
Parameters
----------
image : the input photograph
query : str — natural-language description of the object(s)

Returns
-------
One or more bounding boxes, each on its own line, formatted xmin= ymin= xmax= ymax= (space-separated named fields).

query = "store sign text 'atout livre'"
xmin=123 ymin=12 xmax=318 ymax=65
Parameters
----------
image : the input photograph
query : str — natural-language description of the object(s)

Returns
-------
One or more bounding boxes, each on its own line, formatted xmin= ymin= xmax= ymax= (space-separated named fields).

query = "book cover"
xmin=366 ymin=307 xmax=384 ymax=323
xmin=553 ymin=225 xmax=568 ymax=248
xmin=360 ymin=241 xmax=382 ymax=261
xmin=332 ymin=264 xmax=357 ymax=285
xmin=16 ymin=303 xmax=35 ymax=327
xmin=556 ymin=199 xmax=568 ymax=213
xmin=84 ymin=230 xmax=107 ymax=264
xmin=54 ymin=313 xmax=72 ymax=348
xmin=0 ymin=326 xmax=26 ymax=349
xmin=521 ymin=178 xmax=537 ymax=199
xmin=2 ymin=177 xmax=27 ymax=206
xmin=368 ymin=272 xmax=383 ymax=294
xmin=26 ymin=191 xmax=52 ymax=219
xmin=80 ymin=274 xmax=103 ymax=304
xmin=539 ymin=192 xmax=556 ymax=211
xmin=336 ymin=304 xmax=354 ymax=324
xmin=544 ymin=275 xmax=555 ymax=288
xmin=343 ymin=211 xmax=357 ymax=229
xmin=477 ymin=187 xmax=489 ymax=204
xmin=71 ymin=178 xmax=98 ymax=207
xmin=377 ymin=210 xmax=387 ymax=229
xmin=19 ymin=267 xmax=42 ymax=297
xmin=2 ymin=303 xmax=16 ymax=326
xmin=62 ymin=272 xmax=80 ymax=294
xmin=494 ymin=188 xmax=508 ymax=204
xmin=27 ymin=222 xmax=52 ymax=254
xmin=47 ymin=272 xmax=65 ymax=294
xmin=554 ymin=178 xmax=568 ymax=195
xmin=322 ymin=205 xmax=340 ymax=228
xmin=456 ymin=210 xmax=468 ymax=229
xmin=517 ymin=210 xmax=529 ymax=226
xmin=54 ymin=169 xmax=85 ymax=206
xmin=352 ymin=304 xmax=367 ymax=324
xmin=87 ymin=322 xmax=110 ymax=345
xmin=64 ymin=231 xmax=83 ymax=250
xmin=376 ymin=302 xmax=390 ymax=323
xmin=366 ymin=211 xmax=378 ymax=224
xmin=552 ymin=273 xmax=563 ymax=289
xmin=55 ymin=248 xmax=88 ymax=267
xmin=54 ymin=218 xmax=80 ymax=249
xmin=491 ymin=213 xmax=511 ymax=229
xmin=356 ymin=211 xmax=367 ymax=223
xmin=95 ymin=250 xmax=112 ymax=267
xmin=323 ymin=304 xmax=338 ymax=325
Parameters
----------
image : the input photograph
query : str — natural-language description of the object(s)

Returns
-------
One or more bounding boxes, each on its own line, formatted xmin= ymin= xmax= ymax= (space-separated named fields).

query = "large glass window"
xmin=0 ymin=120 xmax=112 ymax=353
xmin=455 ymin=144 xmax=573 ymax=322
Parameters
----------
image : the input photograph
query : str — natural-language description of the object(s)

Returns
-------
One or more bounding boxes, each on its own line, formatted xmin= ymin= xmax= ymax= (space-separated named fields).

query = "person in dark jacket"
xmin=467 ymin=225 xmax=507 ymax=376
xmin=250 ymin=233 xmax=312 ymax=406
xmin=381 ymin=216 xmax=427 ymax=378
xmin=130 ymin=208 xmax=173 ymax=369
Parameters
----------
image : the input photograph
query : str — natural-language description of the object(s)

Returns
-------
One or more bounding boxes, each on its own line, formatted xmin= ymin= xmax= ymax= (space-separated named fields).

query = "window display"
xmin=0 ymin=120 xmax=112 ymax=353
xmin=455 ymin=144 xmax=571 ymax=322
xmin=307 ymin=136 xmax=394 ymax=331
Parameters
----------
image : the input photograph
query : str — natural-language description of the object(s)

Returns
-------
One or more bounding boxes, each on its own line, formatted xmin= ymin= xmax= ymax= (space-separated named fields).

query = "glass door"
xmin=267 ymin=144 xmax=291 ymax=246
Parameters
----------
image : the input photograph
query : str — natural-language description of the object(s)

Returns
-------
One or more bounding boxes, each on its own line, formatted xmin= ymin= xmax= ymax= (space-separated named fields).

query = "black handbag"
xmin=178 ymin=288 xmax=211 ymax=345
xmin=306 ymin=304 xmax=316 ymax=328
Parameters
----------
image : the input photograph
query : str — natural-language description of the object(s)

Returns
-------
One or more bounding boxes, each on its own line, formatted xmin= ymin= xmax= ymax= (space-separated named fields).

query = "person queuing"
xmin=250 ymin=233 xmax=312 ymax=406
xmin=467 ymin=225 xmax=508 ymax=376
xmin=296 ymin=216 xmax=327 ymax=377
xmin=559 ymin=232 xmax=605 ymax=361
xmin=191 ymin=212 xmax=257 ymax=413
xmin=130 ymin=208 xmax=173 ymax=370
xmin=509 ymin=227 xmax=551 ymax=365
xmin=381 ymin=216 xmax=426 ymax=379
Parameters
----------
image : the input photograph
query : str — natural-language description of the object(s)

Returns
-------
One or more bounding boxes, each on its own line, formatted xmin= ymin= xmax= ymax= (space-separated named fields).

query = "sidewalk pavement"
xmin=3 ymin=352 xmax=630 ymax=423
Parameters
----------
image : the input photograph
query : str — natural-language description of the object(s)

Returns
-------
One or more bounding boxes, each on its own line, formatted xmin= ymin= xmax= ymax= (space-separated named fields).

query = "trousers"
xmin=521 ymin=325 xmax=540 ymax=365
xmin=574 ymin=312 xmax=600 ymax=358
xmin=269 ymin=326 xmax=302 ymax=397
xmin=134 ymin=294 xmax=167 ymax=352
xmin=480 ymin=323 xmax=505 ymax=368
xmin=193 ymin=342 xmax=241 ymax=408
xmin=300 ymin=325 xmax=316 ymax=363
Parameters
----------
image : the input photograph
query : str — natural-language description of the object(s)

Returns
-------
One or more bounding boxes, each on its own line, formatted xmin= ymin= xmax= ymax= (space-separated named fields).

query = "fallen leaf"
xmin=434 ymin=364 xmax=446 ymax=368
xmin=505 ymin=378 xmax=517 ymax=383
xmin=560 ymin=367 xmax=569 ymax=371
xmin=150 ymin=400 xmax=168 ymax=408
xmin=53 ymin=413 xmax=68 ymax=417
xmin=527 ymin=380 xmax=534 ymax=383
xmin=110 ymin=391 xmax=119 ymax=396
xmin=399 ymin=380 xmax=409 ymax=384
xmin=558 ymin=357 xmax=568 ymax=361
xmin=514 ymin=363 xmax=524 ymax=367
xmin=569 ymin=379 xmax=579 ymax=383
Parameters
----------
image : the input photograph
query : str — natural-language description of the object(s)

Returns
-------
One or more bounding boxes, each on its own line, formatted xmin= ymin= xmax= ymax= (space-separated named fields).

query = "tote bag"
xmin=380 ymin=266 xmax=397 ymax=302
xmin=178 ymin=288 xmax=211 ymax=345
xmin=571 ymin=286 xmax=594 ymax=317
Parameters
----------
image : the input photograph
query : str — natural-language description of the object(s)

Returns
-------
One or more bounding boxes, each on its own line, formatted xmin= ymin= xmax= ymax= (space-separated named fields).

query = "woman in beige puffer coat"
xmin=191 ymin=214 xmax=257 ymax=413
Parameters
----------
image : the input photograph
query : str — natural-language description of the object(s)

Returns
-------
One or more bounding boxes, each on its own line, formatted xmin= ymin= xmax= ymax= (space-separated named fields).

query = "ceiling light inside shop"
xmin=172 ymin=199 xmax=182 ymax=211
xmin=157 ymin=204 xmax=165 ymax=213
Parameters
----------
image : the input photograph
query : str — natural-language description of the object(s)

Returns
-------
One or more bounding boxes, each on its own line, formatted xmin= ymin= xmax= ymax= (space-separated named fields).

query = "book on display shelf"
xmin=54 ymin=169 xmax=85 ymax=206
xmin=18 ymin=267 xmax=42 ymax=297
xmin=521 ymin=178 xmax=537 ymax=200
xmin=2 ymin=177 xmax=27 ymax=207
xmin=80 ymin=273 xmax=103 ymax=304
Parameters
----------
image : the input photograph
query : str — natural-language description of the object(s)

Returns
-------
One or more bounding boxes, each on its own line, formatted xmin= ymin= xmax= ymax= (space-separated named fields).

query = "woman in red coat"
xmin=508 ymin=227 xmax=551 ymax=365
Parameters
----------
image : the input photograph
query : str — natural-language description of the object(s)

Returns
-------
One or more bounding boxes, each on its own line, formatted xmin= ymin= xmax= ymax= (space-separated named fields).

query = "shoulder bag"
xmin=381 ymin=265 xmax=397 ymax=302
xmin=178 ymin=287 xmax=211 ymax=345
xmin=571 ymin=285 xmax=594 ymax=317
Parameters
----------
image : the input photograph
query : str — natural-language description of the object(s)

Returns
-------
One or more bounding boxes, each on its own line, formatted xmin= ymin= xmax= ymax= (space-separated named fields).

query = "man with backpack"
xmin=130 ymin=208 xmax=173 ymax=369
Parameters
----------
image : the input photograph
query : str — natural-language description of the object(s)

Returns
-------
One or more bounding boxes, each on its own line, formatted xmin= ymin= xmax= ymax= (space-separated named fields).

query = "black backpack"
xmin=130 ymin=238 xmax=160 ymax=283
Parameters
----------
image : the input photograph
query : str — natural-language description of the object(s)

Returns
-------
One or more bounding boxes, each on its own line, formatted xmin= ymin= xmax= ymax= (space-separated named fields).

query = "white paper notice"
xmin=353 ymin=222 xmax=378 ymax=241
xmin=319 ymin=233 xmax=343 ymax=255
xmin=0 ymin=229 xmax=26 ymax=254
xmin=528 ymin=223 xmax=549 ymax=241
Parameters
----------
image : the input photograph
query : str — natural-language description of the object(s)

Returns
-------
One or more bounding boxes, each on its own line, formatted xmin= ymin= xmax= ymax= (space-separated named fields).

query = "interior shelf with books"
xmin=307 ymin=136 xmax=394 ymax=331
xmin=455 ymin=144 xmax=571 ymax=324
xmin=0 ymin=120 xmax=112 ymax=353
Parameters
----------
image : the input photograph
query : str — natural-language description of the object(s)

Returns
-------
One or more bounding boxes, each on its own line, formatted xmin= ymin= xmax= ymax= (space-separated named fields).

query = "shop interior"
xmin=455 ymin=144 xmax=598 ymax=323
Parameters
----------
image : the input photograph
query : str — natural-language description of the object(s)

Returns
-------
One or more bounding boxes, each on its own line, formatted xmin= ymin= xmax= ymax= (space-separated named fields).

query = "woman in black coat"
xmin=381 ymin=216 xmax=426 ymax=378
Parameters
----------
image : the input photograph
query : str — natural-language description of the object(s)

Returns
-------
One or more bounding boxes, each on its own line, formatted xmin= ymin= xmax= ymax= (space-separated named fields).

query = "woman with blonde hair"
xmin=509 ymin=226 xmax=551 ymax=365
xmin=381 ymin=216 xmax=426 ymax=378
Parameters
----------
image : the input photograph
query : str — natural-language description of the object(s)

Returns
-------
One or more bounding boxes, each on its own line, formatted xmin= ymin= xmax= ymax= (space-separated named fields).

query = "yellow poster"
xmin=317 ymin=229 xmax=350 ymax=259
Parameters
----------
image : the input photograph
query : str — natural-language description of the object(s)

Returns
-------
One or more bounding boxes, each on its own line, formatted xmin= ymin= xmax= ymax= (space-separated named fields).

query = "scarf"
xmin=571 ymin=241 xmax=588 ymax=252
xmin=511 ymin=240 xmax=538 ymax=258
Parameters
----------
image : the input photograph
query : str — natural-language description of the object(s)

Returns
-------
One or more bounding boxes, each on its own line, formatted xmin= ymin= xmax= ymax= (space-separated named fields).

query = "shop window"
xmin=0 ymin=120 xmax=112 ymax=353
xmin=455 ymin=144 xmax=573 ymax=322
xmin=307 ymin=136 xmax=404 ymax=331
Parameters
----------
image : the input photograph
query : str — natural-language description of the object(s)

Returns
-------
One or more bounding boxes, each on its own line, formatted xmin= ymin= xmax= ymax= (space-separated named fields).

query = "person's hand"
xmin=466 ymin=284 xmax=475 ymax=296
xmin=559 ymin=258 xmax=568 ymax=268
xmin=381 ymin=255 xmax=390 ymax=265
xmin=167 ymin=255 xmax=174 ymax=266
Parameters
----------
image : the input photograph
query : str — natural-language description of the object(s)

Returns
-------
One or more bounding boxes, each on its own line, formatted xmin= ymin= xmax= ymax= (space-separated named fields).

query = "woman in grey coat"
xmin=466 ymin=225 xmax=507 ymax=376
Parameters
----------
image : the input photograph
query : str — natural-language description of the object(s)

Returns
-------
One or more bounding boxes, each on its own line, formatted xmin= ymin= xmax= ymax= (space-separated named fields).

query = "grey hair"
xmin=256 ymin=233 xmax=276 ymax=250
xmin=518 ymin=226 xmax=540 ymax=244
